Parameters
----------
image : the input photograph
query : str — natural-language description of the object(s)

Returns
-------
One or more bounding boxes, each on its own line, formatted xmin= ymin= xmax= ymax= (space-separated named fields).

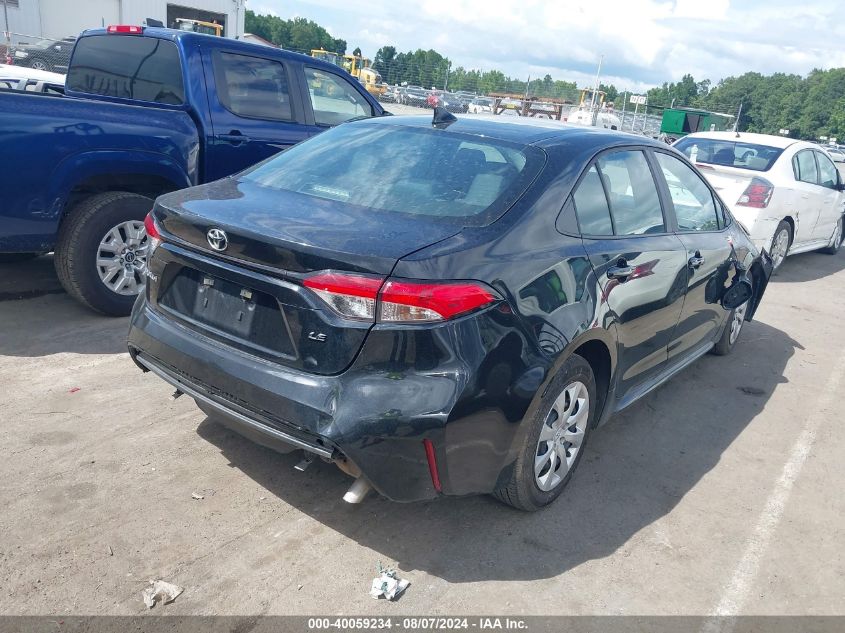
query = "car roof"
xmin=78 ymin=27 xmax=340 ymax=73
xmin=681 ymin=130 xmax=799 ymax=150
xmin=360 ymin=114 xmax=668 ymax=148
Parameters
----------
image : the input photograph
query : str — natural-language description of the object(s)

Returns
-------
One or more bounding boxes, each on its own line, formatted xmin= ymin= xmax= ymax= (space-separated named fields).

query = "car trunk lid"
xmin=150 ymin=178 xmax=461 ymax=375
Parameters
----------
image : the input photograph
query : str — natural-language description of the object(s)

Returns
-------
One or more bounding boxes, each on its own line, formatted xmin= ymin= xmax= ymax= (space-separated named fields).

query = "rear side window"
xmin=793 ymin=150 xmax=819 ymax=184
xmin=572 ymin=166 xmax=613 ymax=235
xmin=305 ymin=67 xmax=373 ymax=126
xmin=572 ymin=151 xmax=664 ymax=236
xmin=596 ymin=151 xmax=663 ymax=235
xmin=674 ymin=137 xmax=783 ymax=172
xmin=213 ymin=52 xmax=293 ymax=121
xmin=815 ymin=151 xmax=838 ymax=188
xmin=67 ymin=35 xmax=184 ymax=104
xmin=655 ymin=153 xmax=721 ymax=231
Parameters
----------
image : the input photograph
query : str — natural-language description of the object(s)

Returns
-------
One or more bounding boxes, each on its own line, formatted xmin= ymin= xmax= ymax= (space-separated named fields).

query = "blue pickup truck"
xmin=0 ymin=25 xmax=385 ymax=314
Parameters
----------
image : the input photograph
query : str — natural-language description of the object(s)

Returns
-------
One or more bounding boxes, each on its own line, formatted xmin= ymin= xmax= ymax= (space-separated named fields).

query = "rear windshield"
xmin=240 ymin=123 xmax=545 ymax=226
xmin=673 ymin=137 xmax=783 ymax=172
xmin=67 ymin=35 xmax=184 ymax=105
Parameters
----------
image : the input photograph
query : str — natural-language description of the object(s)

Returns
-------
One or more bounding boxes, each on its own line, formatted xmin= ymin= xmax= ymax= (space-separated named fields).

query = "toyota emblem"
xmin=206 ymin=228 xmax=228 ymax=251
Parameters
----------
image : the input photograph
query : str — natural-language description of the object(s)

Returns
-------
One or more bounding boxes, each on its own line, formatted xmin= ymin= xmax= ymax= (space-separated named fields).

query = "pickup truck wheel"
xmin=493 ymin=353 xmax=596 ymax=511
xmin=54 ymin=192 xmax=153 ymax=316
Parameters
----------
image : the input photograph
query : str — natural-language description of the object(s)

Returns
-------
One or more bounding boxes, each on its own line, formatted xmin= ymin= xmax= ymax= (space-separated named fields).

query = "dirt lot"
xmin=0 ymin=252 xmax=843 ymax=616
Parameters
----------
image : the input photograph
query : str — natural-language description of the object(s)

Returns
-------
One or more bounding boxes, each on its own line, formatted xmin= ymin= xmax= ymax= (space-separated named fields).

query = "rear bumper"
xmin=128 ymin=298 xmax=531 ymax=502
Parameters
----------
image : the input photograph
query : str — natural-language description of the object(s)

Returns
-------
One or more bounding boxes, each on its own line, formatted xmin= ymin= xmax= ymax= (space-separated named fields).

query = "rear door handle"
xmin=688 ymin=254 xmax=705 ymax=269
xmin=219 ymin=131 xmax=249 ymax=145
xmin=607 ymin=264 xmax=635 ymax=280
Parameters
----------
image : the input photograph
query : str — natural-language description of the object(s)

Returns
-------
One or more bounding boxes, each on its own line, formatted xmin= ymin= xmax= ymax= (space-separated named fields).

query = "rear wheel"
xmin=493 ymin=353 xmax=596 ymax=511
xmin=30 ymin=59 xmax=50 ymax=71
xmin=54 ymin=192 xmax=153 ymax=316
xmin=820 ymin=216 xmax=843 ymax=255
xmin=770 ymin=221 xmax=792 ymax=271
xmin=712 ymin=300 xmax=749 ymax=356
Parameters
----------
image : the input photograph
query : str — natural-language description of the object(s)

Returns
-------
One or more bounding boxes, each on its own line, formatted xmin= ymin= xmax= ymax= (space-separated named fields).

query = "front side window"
xmin=213 ymin=52 xmax=293 ymax=121
xmin=596 ymin=151 xmax=664 ymax=235
xmin=816 ymin=151 xmax=839 ymax=188
xmin=67 ymin=35 xmax=184 ymax=104
xmin=793 ymin=150 xmax=819 ymax=184
xmin=305 ymin=67 xmax=373 ymax=126
xmin=655 ymin=152 xmax=721 ymax=231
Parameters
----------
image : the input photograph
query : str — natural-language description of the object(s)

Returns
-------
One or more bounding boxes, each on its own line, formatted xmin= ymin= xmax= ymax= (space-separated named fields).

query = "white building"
xmin=2 ymin=0 xmax=246 ymax=43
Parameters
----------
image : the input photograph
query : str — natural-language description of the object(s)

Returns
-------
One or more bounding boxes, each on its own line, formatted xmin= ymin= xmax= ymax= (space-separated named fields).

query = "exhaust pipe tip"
xmin=342 ymin=477 xmax=372 ymax=504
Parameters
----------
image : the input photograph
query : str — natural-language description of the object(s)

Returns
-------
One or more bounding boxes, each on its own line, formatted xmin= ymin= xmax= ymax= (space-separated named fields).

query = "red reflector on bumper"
xmin=423 ymin=439 xmax=442 ymax=493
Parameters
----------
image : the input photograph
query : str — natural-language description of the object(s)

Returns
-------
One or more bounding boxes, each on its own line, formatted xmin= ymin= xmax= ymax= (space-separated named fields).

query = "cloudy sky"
xmin=248 ymin=0 xmax=845 ymax=92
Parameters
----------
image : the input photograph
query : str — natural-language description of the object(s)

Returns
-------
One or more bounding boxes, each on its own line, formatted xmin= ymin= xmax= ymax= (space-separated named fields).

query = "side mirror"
xmin=721 ymin=275 xmax=753 ymax=310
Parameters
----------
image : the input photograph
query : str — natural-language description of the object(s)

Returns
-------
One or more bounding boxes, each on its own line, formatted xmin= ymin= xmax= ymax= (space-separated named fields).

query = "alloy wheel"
xmin=96 ymin=220 xmax=149 ymax=295
xmin=534 ymin=380 xmax=589 ymax=492
xmin=729 ymin=302 xmax=748 ymax=346
xmin=832 ymin=218 xmax=843 ymax=250
xmin=771 ymin=228 xmax=790 ymax=269
xmin=30 ymin=60 xmax=48 ymax=71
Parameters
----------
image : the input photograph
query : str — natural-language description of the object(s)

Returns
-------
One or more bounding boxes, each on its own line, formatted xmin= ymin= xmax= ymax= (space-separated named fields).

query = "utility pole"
xmin=443 ymin=61 xmax=450 ymax=92
xmin=590 ymin=54 xmax=604 ymax=126
xmin=733 ymin=101 xmax=743 ymax=133
xmin=3 ymin=0 xmax=11 ymax=65
xmin=621 ymin=91 xmax=628 ymax=128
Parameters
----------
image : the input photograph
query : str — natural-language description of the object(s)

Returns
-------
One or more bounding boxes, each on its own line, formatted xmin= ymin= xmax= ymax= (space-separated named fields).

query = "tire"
xmin=54 ymin=192 xmax=154 ymax=317
xmin=711 ymin=299 xmax=750 ymax=356
xmin=493 ymin=353 xmax=596 ymax=511
xmin=820 ymin=216 xmax=843 ymax=255
xmin=770 ymin=220 xmax=792 ymax=271
xmin=0 ymin=253 xmax=40 ymax=263
xmin=30 ymin=59 xmax=50 ymax=72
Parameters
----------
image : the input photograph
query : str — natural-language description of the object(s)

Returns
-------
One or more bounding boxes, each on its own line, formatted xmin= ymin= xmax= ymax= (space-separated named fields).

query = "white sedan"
xmin=674 ymin=131 xmax=844 ymax=269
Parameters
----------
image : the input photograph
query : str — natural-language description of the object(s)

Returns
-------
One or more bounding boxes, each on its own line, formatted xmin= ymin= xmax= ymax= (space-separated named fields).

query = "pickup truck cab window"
xmin=212 ymin=51 xmax=294 ymax=122
xmin=66 ymin=35 xmax=184 ymax=105
xmin=305 ymin=67 xmax=374 ymax=126
xmin=655 ymin=152 xmax=721 ymax=231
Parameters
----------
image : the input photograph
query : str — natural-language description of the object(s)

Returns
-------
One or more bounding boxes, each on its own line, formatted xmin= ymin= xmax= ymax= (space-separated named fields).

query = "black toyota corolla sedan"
xmin=128 ymin=111 xmax=772 ymax=511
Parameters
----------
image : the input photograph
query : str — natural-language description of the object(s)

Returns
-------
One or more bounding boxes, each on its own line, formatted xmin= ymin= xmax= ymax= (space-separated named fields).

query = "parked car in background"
xmin=398 ymin=86 xmax=429 ymax=107
xmin=129 ymin=114 xmax=771 ymax=511
xmin=0 ymin=25 xmax=384 ymax=315
xmin=468 ymin=97 xmax=494 ymax=114
xmin=425 ymin=91 xmax=466 ymax=112
xmin=0 ymin=63 xmax=65 ymax=93
xmin=674 ymin=132 xmax=844 ymax=269
xmin=13 ymin=36 xmax=76 ymax=72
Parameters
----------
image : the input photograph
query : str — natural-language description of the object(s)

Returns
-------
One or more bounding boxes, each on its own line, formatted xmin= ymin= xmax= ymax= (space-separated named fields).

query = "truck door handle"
xmin=688 ymin=253 xmax=705 ymax=269
xmin=219 ymin=131 xmax=249 ymax=145
xmin=607 ymin=262 xmax=635 ymax=280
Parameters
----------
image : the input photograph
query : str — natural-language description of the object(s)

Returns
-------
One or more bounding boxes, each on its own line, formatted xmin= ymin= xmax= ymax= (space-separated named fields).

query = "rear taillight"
xmin=303 ymin=272 xmax=499 ymax=323
xmin=107 ymin=25 xmax=144 ymax=34
xmin=143 ymin=212 xmax=162 ymax=253
xmin=737 ymin=177 xmax=774 ymax=208
xmin=303 ymin=272 xmax=382 ymax=320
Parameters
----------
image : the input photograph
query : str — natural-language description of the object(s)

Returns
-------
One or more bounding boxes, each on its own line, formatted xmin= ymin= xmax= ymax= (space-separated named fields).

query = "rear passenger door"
xmin=812 ymin=150 xmax=844 ymax=241
xmin=204 ymin=49 xmax=310 ymax=180
xmin=791 ymin=149 xmax=824 ymax=244
xmin=652 ymin=151 xmax=735 ymax=361
xmin=573 ymin=149 xmax=689 ymax=404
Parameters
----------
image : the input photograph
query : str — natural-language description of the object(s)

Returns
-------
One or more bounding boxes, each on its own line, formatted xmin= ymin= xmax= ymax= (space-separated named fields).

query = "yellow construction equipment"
xmin=175 ymin=18 xmax=223 ymax=37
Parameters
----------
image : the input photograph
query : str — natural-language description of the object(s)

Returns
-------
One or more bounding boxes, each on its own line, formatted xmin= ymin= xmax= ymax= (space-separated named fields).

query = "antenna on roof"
xmin=432 ymin=106 xmax=457 ymax=129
